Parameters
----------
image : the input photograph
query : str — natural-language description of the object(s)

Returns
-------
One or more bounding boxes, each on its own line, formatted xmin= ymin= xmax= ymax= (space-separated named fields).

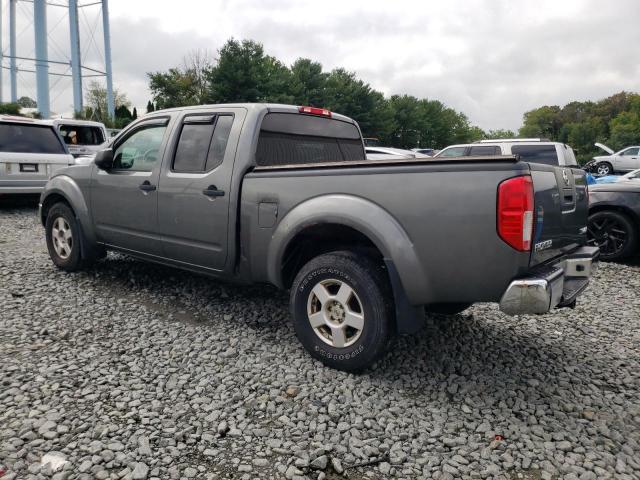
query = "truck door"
xmin=91 ymin=117 xmax=170 ymax=255
xmin=156 ymin=109 xmax=243 ymax=271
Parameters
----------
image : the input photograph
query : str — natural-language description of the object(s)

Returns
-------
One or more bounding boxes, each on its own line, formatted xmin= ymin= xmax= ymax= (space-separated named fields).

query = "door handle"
xmin=202 ymin=185 xmax=225 ymax=197
xmin=139 ymin=180 xmax=157 ymax=192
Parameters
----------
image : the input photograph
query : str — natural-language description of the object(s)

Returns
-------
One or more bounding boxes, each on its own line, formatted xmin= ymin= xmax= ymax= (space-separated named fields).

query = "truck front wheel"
xmin=290 ymin=251 xmax=394 ymax=372
xmin=45 ymin=203 xmax=96 ymax=271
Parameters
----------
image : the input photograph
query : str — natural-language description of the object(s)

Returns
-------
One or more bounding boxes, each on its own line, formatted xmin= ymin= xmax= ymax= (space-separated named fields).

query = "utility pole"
xmin=69 ymin=0 xmax=83 ymax=114
xmin=9 ymin=0 xmax=17 ymax=103
xmin=0 ymin=2 xmax=3 ymax=102
xmin=102 ymin=0 xmax=114 ymax=119
xmin=33 ymin=0 xmax=50 ymax=117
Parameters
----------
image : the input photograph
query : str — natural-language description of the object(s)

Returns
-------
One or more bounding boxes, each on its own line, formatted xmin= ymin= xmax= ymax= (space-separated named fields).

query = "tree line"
xmin=147 ymin=39 xmax=485 ymax=149
xmin=519 ymin=92 xmax=640 ymax=163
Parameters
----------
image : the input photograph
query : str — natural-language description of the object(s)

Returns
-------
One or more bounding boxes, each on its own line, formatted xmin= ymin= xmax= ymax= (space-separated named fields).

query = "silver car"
xmin=0 ymin=116 xmax=74 ymax=194
xmin=591 ymin=142 xmax=640 ymax=175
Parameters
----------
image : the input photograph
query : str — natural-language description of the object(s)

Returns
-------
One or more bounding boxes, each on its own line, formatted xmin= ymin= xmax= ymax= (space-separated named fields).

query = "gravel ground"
xmin=1 ymin=196 xmax=639 ymax=480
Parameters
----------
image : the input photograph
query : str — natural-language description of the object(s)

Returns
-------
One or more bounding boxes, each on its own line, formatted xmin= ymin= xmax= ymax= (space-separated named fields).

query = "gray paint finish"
xmin=39 ymin=103 xmax=592 ymax=313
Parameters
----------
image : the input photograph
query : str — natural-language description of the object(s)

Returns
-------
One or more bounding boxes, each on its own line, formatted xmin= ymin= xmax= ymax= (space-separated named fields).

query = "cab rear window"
xmin=511 ymin=145 xmax=558 ymax=166
xmin=0 ymin=123 xmax=66 ymax=154
xmin=256 ymin=113 xmax=364 ymax=166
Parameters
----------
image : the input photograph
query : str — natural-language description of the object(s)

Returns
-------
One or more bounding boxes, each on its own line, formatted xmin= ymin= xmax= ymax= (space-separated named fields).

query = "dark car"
xmin=588 ymin=181 xmax=640 ymax=261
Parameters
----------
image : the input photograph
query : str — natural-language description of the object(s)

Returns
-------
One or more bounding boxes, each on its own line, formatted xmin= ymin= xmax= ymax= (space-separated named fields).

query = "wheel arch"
xmin=589 ymin=204 xmax=640 ymax=226
xmin=40 ymin=175 xmax=97 ymax=247
xmin=267 ymin=194 xmax=431 ymax=306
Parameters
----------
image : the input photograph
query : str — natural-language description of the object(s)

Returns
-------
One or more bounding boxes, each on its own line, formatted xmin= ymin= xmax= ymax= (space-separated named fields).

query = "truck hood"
xmin=594 ymin=142 xmax=614 ymax=155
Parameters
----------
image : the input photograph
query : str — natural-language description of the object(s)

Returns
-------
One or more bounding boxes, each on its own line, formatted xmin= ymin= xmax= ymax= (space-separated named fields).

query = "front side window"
xmin=438 ymin=147 xmax=466 ymax=157
xmin=621 ymin=147 xmax=639 ymax=156
xmin=173 ymin=115 xmax=234 ymax=173
xmin=511 ymin=145 xmax=559 ymax=166
xmin=0 ymin=123 xmax=65 ymax=154
xmin=112 ymin=124 xmax=167 ymax=172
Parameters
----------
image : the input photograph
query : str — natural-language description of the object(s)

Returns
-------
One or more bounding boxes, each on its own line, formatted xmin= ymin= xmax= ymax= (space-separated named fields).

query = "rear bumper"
xmin=0 ymin=179 xmax=48 ymax=194
xmin=499 ymin=246 xmax=599 ymax=315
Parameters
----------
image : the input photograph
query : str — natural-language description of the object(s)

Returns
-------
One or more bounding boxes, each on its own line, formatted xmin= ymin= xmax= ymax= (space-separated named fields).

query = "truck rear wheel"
xmin=290 ymin=251 xmax=394 ymax=372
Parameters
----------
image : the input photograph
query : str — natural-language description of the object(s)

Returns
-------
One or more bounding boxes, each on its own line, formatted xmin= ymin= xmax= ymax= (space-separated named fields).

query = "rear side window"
xmin=173 ymin=115 xmax=234 ymax=172
xmin=511 ymin=145 xmax=558 ymax=166
xmin=469 ymin=145 xmax=501 ymax=156
xmin=0 ymin=123 xmax=65 ymax=154
xmin=437 ymin=146 xmax=466 ymax=157
xmin=58 ymin=125 xmax=105 ymax=146
xmin=256 ymin=113 xmax=364 ymax=166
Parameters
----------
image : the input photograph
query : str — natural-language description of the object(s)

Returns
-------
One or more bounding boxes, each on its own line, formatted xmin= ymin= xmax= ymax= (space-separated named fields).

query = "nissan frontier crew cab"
xmin=39 ymin=104 xmax=599 ymax=372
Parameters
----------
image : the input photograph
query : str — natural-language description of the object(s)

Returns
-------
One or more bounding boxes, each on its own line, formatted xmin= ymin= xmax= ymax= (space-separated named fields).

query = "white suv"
xmin=434 ymin=138 xmax=579 ymax=167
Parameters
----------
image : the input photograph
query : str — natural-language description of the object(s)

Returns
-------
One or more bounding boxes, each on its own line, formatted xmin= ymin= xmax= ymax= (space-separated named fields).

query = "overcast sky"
xmin=3 ymin=0 xmax=640 ymax=130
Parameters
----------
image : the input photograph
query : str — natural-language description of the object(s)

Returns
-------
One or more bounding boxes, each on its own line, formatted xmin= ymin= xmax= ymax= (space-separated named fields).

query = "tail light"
xmin=497 ymin=175 xmax=534 ymax=251
xmin=298 ymin=106 xmax=332 ymax=117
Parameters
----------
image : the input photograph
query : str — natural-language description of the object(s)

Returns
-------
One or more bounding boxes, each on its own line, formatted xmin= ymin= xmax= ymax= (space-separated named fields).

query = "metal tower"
xmin=2 ymin=0 xmax=115 ymax=119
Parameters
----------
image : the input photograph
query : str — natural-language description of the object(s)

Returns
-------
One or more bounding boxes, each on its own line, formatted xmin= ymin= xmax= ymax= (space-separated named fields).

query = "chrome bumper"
xmin=499 ymin=246 xmax=599 ymax=316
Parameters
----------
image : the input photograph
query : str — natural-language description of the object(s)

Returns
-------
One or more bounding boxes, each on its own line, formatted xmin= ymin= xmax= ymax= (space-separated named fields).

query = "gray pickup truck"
xmin=39 ymin=104 xmax=599 ymax=371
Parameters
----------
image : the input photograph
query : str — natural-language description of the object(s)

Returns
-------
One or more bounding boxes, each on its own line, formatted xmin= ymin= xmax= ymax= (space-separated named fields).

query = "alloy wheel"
xmin=51 ymin=216 xmax=73 ymax=259
xmin=306 ymin=279 xmax=365 ymax=348
xmin=587 ymin=216 xmax=627 ymax=257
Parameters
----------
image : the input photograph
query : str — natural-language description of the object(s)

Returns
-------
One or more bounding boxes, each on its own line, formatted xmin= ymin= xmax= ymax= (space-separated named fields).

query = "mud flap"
xmin=384 ymin=258 xmax=425 ymax=334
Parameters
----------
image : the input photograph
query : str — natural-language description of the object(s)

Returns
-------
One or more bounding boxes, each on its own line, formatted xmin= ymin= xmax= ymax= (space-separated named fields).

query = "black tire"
xmin=595 ymin=162 xmax=613 ymax=176
xmin=587 ymin=210 xmax=637 ymax=261
xmin=290 ymin=251 xmax=394 ymax=372
xmin=45 ymin=203 xmax=92 ymax=271
xmin=425 ymin=303 xmax=472 ymax=315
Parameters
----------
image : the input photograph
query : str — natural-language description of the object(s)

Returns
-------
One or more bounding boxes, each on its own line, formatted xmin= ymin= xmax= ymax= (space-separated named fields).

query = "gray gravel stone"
xmin=0 ymin=199 xmax=639 ymax=480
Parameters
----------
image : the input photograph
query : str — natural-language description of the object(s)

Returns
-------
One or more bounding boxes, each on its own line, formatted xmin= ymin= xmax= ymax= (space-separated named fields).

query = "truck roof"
xmin=144 ymin=103 xmax=356 ymax=125
xmin=40 ymin=118 xmax=107 ymax=128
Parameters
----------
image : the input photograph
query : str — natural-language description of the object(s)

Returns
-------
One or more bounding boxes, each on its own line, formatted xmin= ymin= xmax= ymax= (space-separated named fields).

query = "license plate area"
xmin=19 ymin=163 xmax=39 ymax=173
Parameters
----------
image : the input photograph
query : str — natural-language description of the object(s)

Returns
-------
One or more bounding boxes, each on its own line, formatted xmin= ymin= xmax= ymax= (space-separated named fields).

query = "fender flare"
xmin=266 ymin=194 xmax=431 ymax=305
xmin=40 ymin=175 xmax=97 ymax=247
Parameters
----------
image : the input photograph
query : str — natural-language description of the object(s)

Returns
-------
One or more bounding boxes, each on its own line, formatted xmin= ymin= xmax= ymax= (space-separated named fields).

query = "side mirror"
xmin=94 ymin=148 xmax=114 ymax=170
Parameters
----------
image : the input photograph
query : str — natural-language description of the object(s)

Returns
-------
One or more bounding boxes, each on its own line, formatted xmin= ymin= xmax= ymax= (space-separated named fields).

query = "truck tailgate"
xmin=529 ymin=163 xmax=589 ymax=266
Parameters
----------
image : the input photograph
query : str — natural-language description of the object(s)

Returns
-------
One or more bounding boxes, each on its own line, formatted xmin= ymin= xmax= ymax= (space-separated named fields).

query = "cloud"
xmin=4 ymin=0 xmax=640 ymax=131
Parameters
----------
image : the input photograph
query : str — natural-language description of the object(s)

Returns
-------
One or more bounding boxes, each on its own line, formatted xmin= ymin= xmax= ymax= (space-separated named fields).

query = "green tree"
xmin=289 ymin=58 xmax=328 ymax=106
xmin=322 ymin=68 xmax=392 ymax=139
xmin=519 ymin=106 xmax=562 ymax=139
xmin=132 ymin=107 xmax=138 ymax=120
xmin=609 ymin=112 xmax=640 ymax=150
xmin=0 ymin=103 xmax=21 ymax=115
xmin=207 ymin=39 xmax=291 ymax=103
xmin=81 ymin=81 xmax=131 ymax=127
xmin=16 ymin=96 xmax=37 ymax=108
xmin=146 ymin=100 xmax=155 ymax=113
xmin=484 ymin=129 xmax=516 ymax=139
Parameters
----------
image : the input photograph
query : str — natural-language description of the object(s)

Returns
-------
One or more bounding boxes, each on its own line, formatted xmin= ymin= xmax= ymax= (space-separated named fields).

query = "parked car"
xmin=593 ymin=168 xmax=640 ymax=184
xmin=39 ymin=103 xmax=598 ymax=371
xmin=365 ymin=147 xmax=429 ymax=160
xmin=588 ymin=181 xmax=640 ymax=261
xmin=585 ymin=143 xmax=640 ymax=176
xmin=411 ymin=148 xmax=435 ymax=156
xmin=0 ymin=116 xmax=75 ymax=194
xmin=435 ymin=139 xmax=579 ymax=167
xmin=44 ymin=119 xmax=108 ymax=158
